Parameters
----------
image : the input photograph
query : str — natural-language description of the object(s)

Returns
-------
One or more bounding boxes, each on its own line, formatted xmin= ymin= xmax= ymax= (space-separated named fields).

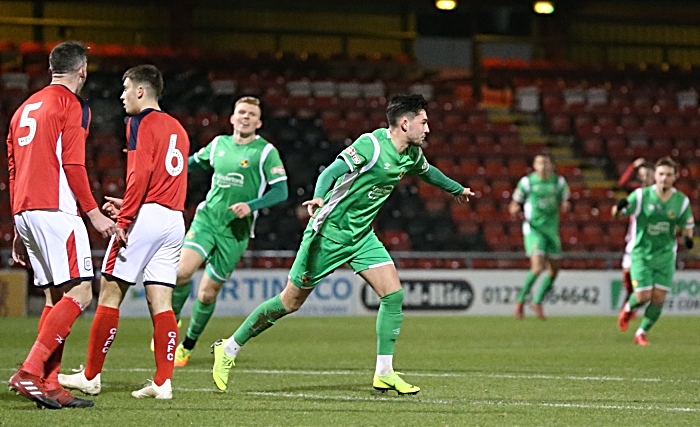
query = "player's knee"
xmin=198 ymin=288 xmax=218 ymax=304
xmin=176 ymin=266 xmax=195 ymax=284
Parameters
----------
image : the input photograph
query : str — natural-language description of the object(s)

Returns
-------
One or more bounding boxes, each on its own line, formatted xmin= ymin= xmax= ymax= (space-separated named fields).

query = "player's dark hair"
xmin=638 ymin=161 xmax=653 ymax=170
xmin=655 ymin=156 xmax=677 ymax=172
xmin=386 ymin=94 xmax=429 ymax=127
xmin=49 ymin=41 xmax=87 ymax=75
xmin=123 ymin=65 xmax=164 ymax=99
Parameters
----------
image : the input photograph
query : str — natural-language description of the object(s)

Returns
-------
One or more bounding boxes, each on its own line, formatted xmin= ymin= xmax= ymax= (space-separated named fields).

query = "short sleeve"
xmin=512 ymin=176 xmax=529 ymax=203
xmin=337 ymin=135 xmax=374 ymax=172
xmin=679 ymin=195 xmax=695 ymax=229
xmin=263 ymin=146 xmax=287 ymax=185
xmin=557 ymin=176 xmax=570 ymax=202
xmin=623 ymin=188 xmax=641 ymax=217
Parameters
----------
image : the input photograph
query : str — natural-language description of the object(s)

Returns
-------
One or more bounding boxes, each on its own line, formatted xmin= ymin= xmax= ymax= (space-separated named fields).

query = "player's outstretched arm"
xmin=418 ymin=164 xmax=468 ymax=200
xmin=611 ymin=198 xmax=629 ymax=217
xmin=232 ymin=180 xmax=290 ymax=219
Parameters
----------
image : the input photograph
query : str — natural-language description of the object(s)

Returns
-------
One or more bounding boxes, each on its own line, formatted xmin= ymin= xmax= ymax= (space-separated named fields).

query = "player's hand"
xmin=633 ymin=157 xmax=646 ymax=168
xmin=302 ymin=198 xmax=324 ymax=217
xmin=611 ymin=205 xmax=618 ymax=217
xmin=116 ymin=228 xmax=128 ymax=248
xmin=12 ymin=233 xmax=28 ymax=267
xmin=87 ymin=208 xmax=117 ymax=238
xmin=561 ymin=200 xmax=571 ymax=213
xmin=229 ymin=202 xmax=252 ymax=219
xmin=508 ymin=201 xmax=522 ymax=218
xmin=102 ymin=196 xmax=123 ymax=220
xmin=454 ymin=187 xmax=475 ymax=203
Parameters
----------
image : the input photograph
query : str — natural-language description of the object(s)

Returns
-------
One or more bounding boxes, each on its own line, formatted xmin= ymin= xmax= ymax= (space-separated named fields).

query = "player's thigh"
xmin=143 ymin=206 xmax=186 ymax=287
xmin=182 ymin=218 xmax=216 ymax=268
xmin=177 ymin=248 xmax=204 ymax=283
xmin=630 ymin=260 xmax=653 ymax=292
xmin=349 ymin=232 xmax=399 ymax=296
xmin=205 ymin=235 xmax=248 ymax=284
xmin=524 ymin=226 xmax=546 ymax=257
xmin=651 ymin=261 xmax=675 ymax=295
xmin=14 ymin=211 xmax=94 ymax=287
xmin=288 ymin=227 xmax=353 ymax=289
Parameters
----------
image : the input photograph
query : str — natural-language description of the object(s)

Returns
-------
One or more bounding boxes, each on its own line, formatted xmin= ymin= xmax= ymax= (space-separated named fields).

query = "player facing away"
xmin=509 ymin=154 xmax=571 ymax=320
xmin=210 ymin=94 xmax=474 ymax=395
xmin=59 ymin=65 xmax=189 ymax=399
xmin=617 ymin=158 xmax=654 ymax=308
xmin=169 ymin=96 xmax=288 ymax=367
xmin=615 ymin=157 xmax=694 ymax=346
xmin=7 ymin=41 xmax=116 ymax=409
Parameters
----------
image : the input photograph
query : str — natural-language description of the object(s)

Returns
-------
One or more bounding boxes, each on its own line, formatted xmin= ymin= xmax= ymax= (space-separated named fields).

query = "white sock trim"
xmin=635 ymin=327 xmax=645 ymax=336
xmin=224 ymin=337 xmax=241 ymax=357
xmin=375 ymin=355 xmax=393 ymax=376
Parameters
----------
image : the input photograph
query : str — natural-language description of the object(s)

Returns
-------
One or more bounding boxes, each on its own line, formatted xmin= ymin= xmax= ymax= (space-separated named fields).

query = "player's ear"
xmin=256 ymin=119 xmax=262 ymax=130
xmin=229 ymin=114 xmax=235 ymax=125
xmin=400 ymin=119 xmax=408 ymax=132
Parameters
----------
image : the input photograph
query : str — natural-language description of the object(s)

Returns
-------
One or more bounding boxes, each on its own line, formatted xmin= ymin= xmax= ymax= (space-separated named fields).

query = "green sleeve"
xmin=405 ymin=147 xmax=430 ymax=176
xmin=418 ymin=164 xmax=464 ymax=196
xmin=622 ymin=189 xmax=640 ymax=217
xmin=246 ymin=180 xmax=288 ymax=212
xmin=262 ymin=146 xmax=288 ymax=185
xmin=678 ymin=195 xmax=695 ymax=229
xmin=512 ymin=176 xmax=529 ymax=203
xmin=313 ymin=159 xmax=351 ymax=199
xmin=337 ymin=135 xmax=374 ymax=172
xmin=189 ymin=137 xmax=218 ymax=172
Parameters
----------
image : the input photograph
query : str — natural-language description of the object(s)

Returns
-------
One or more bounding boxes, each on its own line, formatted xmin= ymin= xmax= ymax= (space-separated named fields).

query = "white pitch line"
xmin=244 ymin=391 xmax=700 ymax=413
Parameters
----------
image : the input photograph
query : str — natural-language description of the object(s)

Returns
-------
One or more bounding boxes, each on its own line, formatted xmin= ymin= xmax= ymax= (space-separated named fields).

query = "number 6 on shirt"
xmin=166 ymin=134 xmax=184 ymax=177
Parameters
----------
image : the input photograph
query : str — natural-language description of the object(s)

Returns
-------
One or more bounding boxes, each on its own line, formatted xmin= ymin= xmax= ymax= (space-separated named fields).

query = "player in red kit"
xmin=7 ymin=41 xmax=116 ymax=410
xmin=59 ymin=65 xmax=188 ymax=400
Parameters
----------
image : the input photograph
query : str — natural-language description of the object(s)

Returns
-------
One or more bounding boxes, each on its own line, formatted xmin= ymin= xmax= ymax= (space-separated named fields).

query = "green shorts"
xmin=630 ymin=258 xmax=675 ymax=292
xmin=523 ymin=224 xmax=561 ymax=258
xmin=289 ymin=227 xmax=393 ymax=288
xmin=183 ymin=215 xmax=248 ymax=283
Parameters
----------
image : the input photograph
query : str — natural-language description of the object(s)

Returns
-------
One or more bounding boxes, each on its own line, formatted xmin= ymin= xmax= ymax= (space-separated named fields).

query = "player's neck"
xmin=138 ymin=101 xmax=160 ymax=113
xmin=50 ymin=77 xmax=79 ymax=93
xmin=537 ymin=172 xmax=550 ymax=180
xmin=655 ymin=185 xmax=673 ymax=200
xmin=388 ymin=127 xmax=409 ymax=153
xmin=233 ymin=132 xmax=256 ymax=145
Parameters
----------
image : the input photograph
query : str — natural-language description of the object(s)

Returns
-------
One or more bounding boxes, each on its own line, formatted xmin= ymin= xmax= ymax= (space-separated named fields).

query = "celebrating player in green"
xmin=210 ymin=94 xmax=474 ymax=395
xmin=170 ymin=96 xmax=288 ymax=366
xmin=615 ymin=157 xmax=694 ymax=346
xmin=509 ymin=154 xmax=570 ymax=320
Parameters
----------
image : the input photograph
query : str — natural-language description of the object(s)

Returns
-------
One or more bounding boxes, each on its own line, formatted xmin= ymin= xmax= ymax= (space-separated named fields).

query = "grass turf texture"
xmin=1 ymin=316 xmax=700 ymax=426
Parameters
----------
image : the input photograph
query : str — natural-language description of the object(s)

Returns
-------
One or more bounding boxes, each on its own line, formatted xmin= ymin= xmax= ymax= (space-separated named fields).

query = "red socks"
xmin=22 ymin=297 xmax=82 ymax=377
xmin=84 ymin=305 xmax=120 ymax=380
xmin=152 ymin=310 xmax=177 ymax=386
xmin=37 ymin=305 xmax=52 ymax=334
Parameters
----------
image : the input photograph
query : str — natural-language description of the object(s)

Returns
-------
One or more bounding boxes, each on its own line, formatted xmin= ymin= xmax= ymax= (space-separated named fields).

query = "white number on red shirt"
xmin=18 ymin=102 xmax=43 ymax=146
xmin=165 ymin=134 xmax=184 ymax=176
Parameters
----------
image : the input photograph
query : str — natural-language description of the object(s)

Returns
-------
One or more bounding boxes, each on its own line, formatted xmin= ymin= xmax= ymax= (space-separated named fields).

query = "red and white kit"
xmin=102 ymin=109 xmax=189 ymax=286
xmin=7 ymin=84 xmax=96 ymax=287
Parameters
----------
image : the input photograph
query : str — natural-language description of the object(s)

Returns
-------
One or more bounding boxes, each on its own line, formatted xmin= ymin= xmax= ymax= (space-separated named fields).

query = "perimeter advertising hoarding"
xmin=117 ymin=269 xmax=700 ymax=317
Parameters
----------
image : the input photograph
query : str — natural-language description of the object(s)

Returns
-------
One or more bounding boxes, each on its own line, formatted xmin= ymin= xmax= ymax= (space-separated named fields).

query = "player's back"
xmin=126 ymin=109 xmax=189 ymax=211
xmin=7 ymin=84 xmax=89 ymax=215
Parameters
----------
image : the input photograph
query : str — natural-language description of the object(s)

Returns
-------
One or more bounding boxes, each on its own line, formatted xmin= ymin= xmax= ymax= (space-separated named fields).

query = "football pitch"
xmin=1 ymin=315 xmax=699 ymax=426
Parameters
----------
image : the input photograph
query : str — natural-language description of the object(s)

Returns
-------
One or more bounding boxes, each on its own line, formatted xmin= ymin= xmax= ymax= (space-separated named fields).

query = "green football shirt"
xmin=312 ymin=128 xmax=429 ymax=245
xmin=513 ymin=172 xmax=569 ymax=231
xmin=622 ymin=185 xmax=694 ymax=264
xmin=191 ymin=135 xmax=287 ymax=237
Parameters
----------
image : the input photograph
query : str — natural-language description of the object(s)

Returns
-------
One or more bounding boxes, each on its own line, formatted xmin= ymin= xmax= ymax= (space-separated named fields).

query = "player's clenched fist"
xmin=87 ymin=208 xmax=116 ymax=238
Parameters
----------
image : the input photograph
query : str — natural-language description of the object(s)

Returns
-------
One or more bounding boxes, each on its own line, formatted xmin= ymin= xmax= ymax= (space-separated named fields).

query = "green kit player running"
xmin=509 ymin=154 xmax=571 ymax=320
xmin=615 ymin=157 xmax=694 ymax=346
xmin=170 ymin=96 xmax=288 ymax=366
xmin=210 ymin=94 xmax=474 ymax=395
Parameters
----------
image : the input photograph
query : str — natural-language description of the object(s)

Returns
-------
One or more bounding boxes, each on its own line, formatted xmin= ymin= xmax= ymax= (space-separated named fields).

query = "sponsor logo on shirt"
xmin=240 ymin=159 xmax=250 ymax=168
xmin=216 ymin=172 xmax=245 ymax=188
xmin=270 ymin=166 xmax=286 ymax=175
xmin=646 ymin=222 xmax=670 ymax=236
xmin=368 ymin=185 xmax=394 ymax=200
xmin=187 ymin=231 xmax=195 ymax=239
xmin=344 ymin=147 xmax=361 ymax=165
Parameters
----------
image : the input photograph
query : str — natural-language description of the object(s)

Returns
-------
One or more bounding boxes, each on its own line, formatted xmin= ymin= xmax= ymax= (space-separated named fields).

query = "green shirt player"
xmin=615 ymin=157 xmax=694 ymax=346
xmin=509 ymin=154 xmax=570 ymax=320
xmin=210 ymin=94 xmax=474 ymax=395
xmin=170 ymin=96 xmax=289 ymax=365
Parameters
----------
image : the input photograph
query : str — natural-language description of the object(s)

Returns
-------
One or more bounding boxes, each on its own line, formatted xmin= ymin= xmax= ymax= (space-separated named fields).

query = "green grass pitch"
xmin=1 ymin=315 xmax=699 ymax=426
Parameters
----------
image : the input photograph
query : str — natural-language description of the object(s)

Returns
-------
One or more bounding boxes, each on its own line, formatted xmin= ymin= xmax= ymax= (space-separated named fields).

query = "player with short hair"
xmin=168 ymin=95 xmax=288 ymax=367
xmin=615 ymin=157 xmax=694 ymax=346
xmin=7 ymin=40 xmax=116 ymax=409
xmin=210 ymin=94 xmax=474 ymax=395
xmin=617 ymin=158 xmax=655 ymax=306
xmin=510 ymin=154 xmax=571 ymax=320
xmin=59 ymin=65 xmax=189 ymax=399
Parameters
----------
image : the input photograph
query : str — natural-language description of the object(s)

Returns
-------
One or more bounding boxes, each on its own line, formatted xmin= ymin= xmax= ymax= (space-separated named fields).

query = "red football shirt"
xmin=117 ymin=108 xmax=189 ymax=229
xmin=7 ymin=84 xmax=93 ymax=215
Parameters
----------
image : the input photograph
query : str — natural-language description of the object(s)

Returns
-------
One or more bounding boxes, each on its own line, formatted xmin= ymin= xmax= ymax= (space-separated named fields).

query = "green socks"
xmin=172 ymin=282 xmax=192 ymax=322
xmin=233 ymin=294 xmax=288 ymax=346
xmin=183 ymin=299 xmax=217 ymax=349
xmin=627 ymin=293 xmax=641 ymax=310
xmin=376 ymin=289 xmax=404 ymax=355
xmin=517 ymin=271 xmax=538 ymax=303
xmin=640 ymin=303 xmax=663 ymax=332
xmin=533 ymin=275 xmax=554 ymax=304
